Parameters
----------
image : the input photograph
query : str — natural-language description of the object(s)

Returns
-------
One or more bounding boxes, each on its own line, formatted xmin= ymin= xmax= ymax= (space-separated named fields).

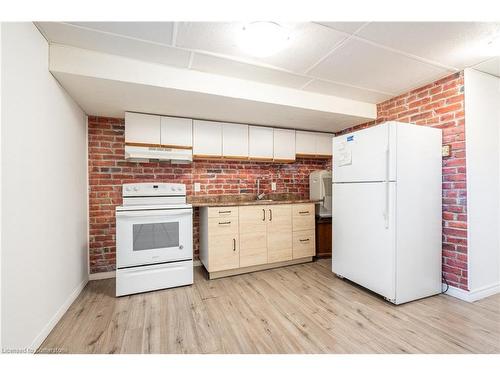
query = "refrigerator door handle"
xmin=384 ymin=145 xmax=390 ymax=229
xmin=384 ymin=181 xmax=390 ymax=229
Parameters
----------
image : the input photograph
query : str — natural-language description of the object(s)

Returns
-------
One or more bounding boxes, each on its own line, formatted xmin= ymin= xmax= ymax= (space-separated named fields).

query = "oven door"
xmin=116 ymin=208 xmax=193 ymax=268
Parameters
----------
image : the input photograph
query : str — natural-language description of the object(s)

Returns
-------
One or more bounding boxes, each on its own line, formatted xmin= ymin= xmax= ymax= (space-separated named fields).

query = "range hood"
xmin=124 ymin=145 xmax=192 ymax=163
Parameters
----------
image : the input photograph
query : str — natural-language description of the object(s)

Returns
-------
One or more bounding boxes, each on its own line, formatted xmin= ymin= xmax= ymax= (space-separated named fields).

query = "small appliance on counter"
xmin=309 ymin=170 xmax=332 ymax=218
xmin=310 ymin=170 xmax=333 ymax=258
xmin=115 ymin=183 xmax=193 ymax=296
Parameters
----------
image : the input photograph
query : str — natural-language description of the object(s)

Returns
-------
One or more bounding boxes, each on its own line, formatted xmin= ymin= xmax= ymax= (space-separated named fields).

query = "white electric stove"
xmin=115 ymin=183 xmax=193 ymax=296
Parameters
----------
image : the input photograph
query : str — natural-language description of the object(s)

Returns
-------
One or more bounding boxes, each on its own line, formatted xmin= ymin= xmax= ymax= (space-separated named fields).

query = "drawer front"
xmin=292 ymin=203 xmax=315 ymax=217
xmin=208 ymin=217 xmax=239 ymax=235
xmin=293 ymin=203 xmax=315 ymax=231
xmin=293 ymin=230 xmax=315 ymax=259
xmin=207 ymin=206 xmax=239 ymax=219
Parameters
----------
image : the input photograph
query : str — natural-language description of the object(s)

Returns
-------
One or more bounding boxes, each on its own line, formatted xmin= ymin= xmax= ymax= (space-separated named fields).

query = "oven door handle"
xmin=116 ymin=209 xmax=192 ymax=218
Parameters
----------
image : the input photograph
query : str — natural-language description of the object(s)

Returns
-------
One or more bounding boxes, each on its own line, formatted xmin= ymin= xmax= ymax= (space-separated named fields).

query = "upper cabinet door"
xmin=273 ymin=128 xmax=296 ymax=161
xmin=295 ymin=131 xmax=316 ymax=156
xmin=125 ymin=112 xmax=161 ymax=145
xmin=315 ymin=133 xmax=334 ymax=156
xmin=193 ymin=120 xmax=222 ymax=157
xmin=249 ymin=126 xmax=273 ymax=160
xmin=222 ymin=123 xmax=249 ymax=159
xmin=160 ymin=116 xmax=192 ymax=148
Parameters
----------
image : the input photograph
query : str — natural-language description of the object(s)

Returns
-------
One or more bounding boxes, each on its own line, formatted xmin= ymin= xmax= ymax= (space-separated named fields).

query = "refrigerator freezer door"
xmin=333 ymin=123 xmax=396 ymax=183
xmin=332 ymin=181 xmax=396 ymax=301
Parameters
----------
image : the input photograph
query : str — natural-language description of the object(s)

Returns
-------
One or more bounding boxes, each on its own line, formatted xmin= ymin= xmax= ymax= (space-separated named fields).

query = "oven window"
xmin=132 ymin=222 xmax=179 ymax=251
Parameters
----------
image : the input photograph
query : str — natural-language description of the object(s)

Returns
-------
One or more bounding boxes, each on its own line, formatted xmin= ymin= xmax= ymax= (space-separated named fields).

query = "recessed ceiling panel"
xmin=68 ymin=22 xmax=174 ymax=45
xmin=191 ymin=53 xmax=311 ymax=89
xmin=36 ymin=22 xmax=190 ymax=68
xmin=303 ymin=79 xmax=392 ymax=104
xmin=358 ymin=22 xmax=500 ymax=69
xmin=176 ymin=22 xmax=348 ymax=73
xmin=473 ymin=57 xmax=500 ymax=77
xmin=308 ymin=38 xmax=450 ymax=94
xmin=315 ymin=22 xmax=368 ymax=34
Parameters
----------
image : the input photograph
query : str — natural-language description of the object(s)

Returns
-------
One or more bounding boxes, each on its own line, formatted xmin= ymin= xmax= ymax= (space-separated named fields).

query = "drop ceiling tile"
xmin=191 ymin=53 xmax=311 ymax=88
xmin=303 ymin=79 xmax=392 ymax=103
xmin=176 ymin=22 xmax=348 ymax=73
xmin=67 ymin=22 xmax=174 ymax=45
xmin=308 ymin=38 xmax=450 ymax=94
xmin=37 ymin=22 xmax=190 ymax=68
xmin=473 ymin=57 xmax=500 ymax=77
xmin=357 ymin=22 xmax=500 ymax=69
xmin=315 ymin=22 xmax=368 ymax=34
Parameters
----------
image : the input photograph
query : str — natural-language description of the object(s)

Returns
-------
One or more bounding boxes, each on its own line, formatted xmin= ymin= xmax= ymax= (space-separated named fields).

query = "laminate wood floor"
xmin=38 ymin=259 xmax=500 ymax=354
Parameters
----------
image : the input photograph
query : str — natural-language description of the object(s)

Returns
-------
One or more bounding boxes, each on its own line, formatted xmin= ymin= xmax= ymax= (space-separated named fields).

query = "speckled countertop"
xmin=188 ymin=193 xmax=320 ymax=207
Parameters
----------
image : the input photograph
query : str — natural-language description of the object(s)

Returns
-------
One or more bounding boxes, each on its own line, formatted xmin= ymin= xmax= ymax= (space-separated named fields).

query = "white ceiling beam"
xmin=49 ymin=43 xmax=377 ymax=121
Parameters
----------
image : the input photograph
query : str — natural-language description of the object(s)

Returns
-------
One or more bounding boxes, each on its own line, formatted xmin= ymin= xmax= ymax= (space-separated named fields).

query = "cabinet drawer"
xmin=207 ymin=206 xmax=239 ymax=219
xmin=208 ymin=217 xmax=239 ymax=235
xmin=293 ymin=230 xmax=315 ymax=259
xmin=292 ymin=203 xmax=314 ymax=217
xmin=293 ymin=204 xmax=315 ymax=231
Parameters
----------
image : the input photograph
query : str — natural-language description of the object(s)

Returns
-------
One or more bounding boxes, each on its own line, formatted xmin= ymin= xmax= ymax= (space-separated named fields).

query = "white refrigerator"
xmin=332 ymin=121 xmax=442 ymax=304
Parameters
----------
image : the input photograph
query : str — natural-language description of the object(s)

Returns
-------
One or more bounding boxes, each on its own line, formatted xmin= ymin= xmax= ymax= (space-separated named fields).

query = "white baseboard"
xmin=89 ymin=261 xmax=203 ymax=281
xmin=89 ymin=270 xmax=115 ymax=280
xmin=30 ymin=277 xmax=88 ymax=351
xmin=443 ymin=283 xmax=500 ymax=302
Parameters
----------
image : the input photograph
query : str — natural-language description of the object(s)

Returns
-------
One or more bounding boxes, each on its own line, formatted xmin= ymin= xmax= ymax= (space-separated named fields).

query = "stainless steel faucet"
xmin=256 ymin=178 xmax=266 ymax=200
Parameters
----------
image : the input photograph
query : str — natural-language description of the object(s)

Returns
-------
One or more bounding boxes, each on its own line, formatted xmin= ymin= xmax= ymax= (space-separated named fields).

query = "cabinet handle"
xmin=299 ymin=238 xmax=310 ymax=242
xmin=299 ymin=211 xmax=310 ymax=214
xmin=219 ymin=210 xmax=232 ymax=214
xmin=269 ymin=209 xmax=272 ymax=221
xmin=218 ymin=221 xmax=231 ymax=225
xmin=233 ymin=238 xmax=236 ymax=251
xmin=262 ymin=209 xmax=266 ymax=221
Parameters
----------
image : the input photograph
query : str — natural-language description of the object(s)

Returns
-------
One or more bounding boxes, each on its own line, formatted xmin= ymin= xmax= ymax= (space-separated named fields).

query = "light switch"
xmin=271 ymin=182 xmax=276 ymax=191
xmin=194 ymin=182 xmax=201 ymax=192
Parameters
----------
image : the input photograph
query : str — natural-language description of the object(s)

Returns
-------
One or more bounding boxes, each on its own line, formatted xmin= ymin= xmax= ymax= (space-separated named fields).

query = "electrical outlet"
xmin=442 ymin=145 xmax=451 ymax=157
xmin=194 ymin=182 xmax=201 ymax=192
xmin=271 ymin=182 xmax=276 ymax=191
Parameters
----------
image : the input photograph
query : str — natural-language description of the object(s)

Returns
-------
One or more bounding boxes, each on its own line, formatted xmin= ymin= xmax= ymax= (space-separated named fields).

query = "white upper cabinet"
xmin=273 ymin=128 xmax=296 ymax=161
xmin=125 ymin=112 xmax=161 ymax=145
xmin=315 ymin=133 xmax=334 ymax=156
xmin=296 ymin=131 xmax=334 ymax=157
xmin=249 ymin=126 xmax=274 ymax=160
xmin=193 ymin=120 xmax=222 ymax=157
xmin=296 ymin=131 xmax=317 ymax=155
xmin=160 ymin=116 xmax=192 ymax=148
xmin=222 ymin=123 xmax=249 ymax=158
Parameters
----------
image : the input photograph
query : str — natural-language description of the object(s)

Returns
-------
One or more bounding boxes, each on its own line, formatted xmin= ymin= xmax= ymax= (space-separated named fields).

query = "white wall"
xmin=1 ymin=23 xmax=88 ymax=350
xmin=464 ymin=68 xmax=500 ymax=299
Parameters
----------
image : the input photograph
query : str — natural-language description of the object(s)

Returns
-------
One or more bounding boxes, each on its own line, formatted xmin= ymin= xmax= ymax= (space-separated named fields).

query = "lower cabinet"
xmin=267 ymin=204 xmax=293 ymax=263
xmin=200 ymin=203 xmax=315 ymax=278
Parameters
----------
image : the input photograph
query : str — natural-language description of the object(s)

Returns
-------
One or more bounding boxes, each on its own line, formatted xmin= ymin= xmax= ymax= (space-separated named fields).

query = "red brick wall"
xmin=340 ymin=71 xmax=467 ymax=290
xmin=88 ymin=116 xmax=330 ymax=273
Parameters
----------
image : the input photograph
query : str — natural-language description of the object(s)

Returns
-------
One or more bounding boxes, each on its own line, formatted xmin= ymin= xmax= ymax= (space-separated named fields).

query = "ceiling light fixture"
xmin=239 ymin=21 xmax=290 ymax=58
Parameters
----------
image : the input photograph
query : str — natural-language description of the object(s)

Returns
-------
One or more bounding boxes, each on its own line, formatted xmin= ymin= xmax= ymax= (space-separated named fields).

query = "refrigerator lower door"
xmin=332 ymin=181 xmax=396 ymax=301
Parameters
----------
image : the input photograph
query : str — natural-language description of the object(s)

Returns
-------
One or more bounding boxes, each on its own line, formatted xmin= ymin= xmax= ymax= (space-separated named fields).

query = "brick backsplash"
xmin=88 ymin=115 xmax=330 ymax=273
xmin=338 ymin=71 xmax=467 ymax=290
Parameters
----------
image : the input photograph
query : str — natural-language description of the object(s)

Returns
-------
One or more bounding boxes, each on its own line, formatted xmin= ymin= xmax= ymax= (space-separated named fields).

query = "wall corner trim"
xmin=29 ymin=278 xmax=88 ymax=351
xmin=444 ymin=283 xmax=500 ymax=303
